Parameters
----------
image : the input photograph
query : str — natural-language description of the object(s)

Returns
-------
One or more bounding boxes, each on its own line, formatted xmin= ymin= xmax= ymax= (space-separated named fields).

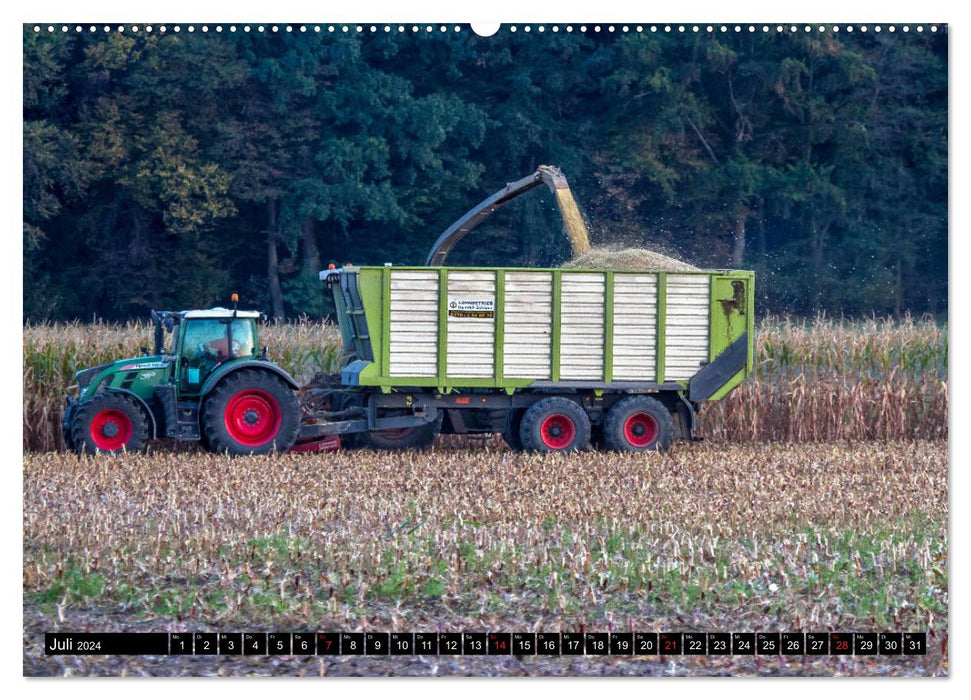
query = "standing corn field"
xmin=701 ymin=315 xmax=947 ymax=442
xmin=23 ymin=315 xmax=946 ymax=451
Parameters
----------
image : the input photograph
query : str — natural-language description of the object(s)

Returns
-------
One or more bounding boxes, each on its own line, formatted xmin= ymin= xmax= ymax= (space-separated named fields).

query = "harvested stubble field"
xmin=24 ymin=440 xmax=947 ymax=677
xmin=23 ymin=316 xmax=947 ymax=451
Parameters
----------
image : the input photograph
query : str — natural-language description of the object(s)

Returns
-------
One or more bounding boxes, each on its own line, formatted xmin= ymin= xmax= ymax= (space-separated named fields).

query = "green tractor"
xmin=62 ymin=304 xmax=301 ymax=455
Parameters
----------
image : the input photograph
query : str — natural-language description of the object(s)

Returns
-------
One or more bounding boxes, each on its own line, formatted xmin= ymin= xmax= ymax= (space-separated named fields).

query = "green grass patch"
xmin=32 ymin=558 xmax=104 ymax=605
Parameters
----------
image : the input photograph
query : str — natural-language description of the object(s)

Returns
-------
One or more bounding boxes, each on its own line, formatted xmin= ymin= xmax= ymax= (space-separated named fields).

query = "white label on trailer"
xmin=448 ymin=298 xmax=495 ymax=318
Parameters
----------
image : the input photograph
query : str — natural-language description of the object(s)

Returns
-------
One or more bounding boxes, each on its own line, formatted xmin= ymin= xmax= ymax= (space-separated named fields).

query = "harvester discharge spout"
xmin=424 ymin=164 xmax=591 ymax=266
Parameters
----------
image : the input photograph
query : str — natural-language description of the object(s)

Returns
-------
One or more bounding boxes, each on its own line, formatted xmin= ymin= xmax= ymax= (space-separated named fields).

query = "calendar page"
xmin=22 ymin=16 xmax=948 ymax=679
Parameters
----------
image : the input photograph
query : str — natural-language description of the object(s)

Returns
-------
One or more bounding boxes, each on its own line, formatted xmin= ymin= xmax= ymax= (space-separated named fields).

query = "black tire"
xmin=519 ymin=397 xmax=591 ymax=453
xmin=501 ymin=409 xmax=525 ymax=451
xmin=362 ymin=411 xmax=442 ymax=450
xmin=202 ymin=369 xmax=300 ymax=456
xmin=62 ymin=406 xmax=77 ymax=452
xmin=70 ymin=392 xmax=149 ymax=455
xmin=602 ymin=395 xmax=675 ymax=452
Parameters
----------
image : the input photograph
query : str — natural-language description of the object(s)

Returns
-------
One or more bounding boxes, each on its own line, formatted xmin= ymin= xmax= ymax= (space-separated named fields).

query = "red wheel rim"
xmin=624 ymin=411 xmax=659 ymax=448
xmin=540 ymin=414 xmax=576 ymax=450
xmin=224 ymin=389 xmax=282 ymax=446
xmin=90 ymin=409 xmax=133 ymax=450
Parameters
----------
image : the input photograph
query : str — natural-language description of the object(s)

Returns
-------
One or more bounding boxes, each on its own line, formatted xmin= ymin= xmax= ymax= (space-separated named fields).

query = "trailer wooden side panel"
xmin=389 ymin=270 xmax=439 ymax=377
xmin=560 ymin=272 xmax=605 ymax=380
xmin=503 ymin=271 xmax=553 ymax=379
xmin=664 ymin=275 xmax=711 ymax=381
xmin=612 ymin=273 xmax=658 ymax=381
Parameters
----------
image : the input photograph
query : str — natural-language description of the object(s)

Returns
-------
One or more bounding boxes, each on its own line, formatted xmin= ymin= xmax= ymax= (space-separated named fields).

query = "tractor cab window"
xmin=179 ymin=318 xmax=256 ymax=388
xmin=229 ymin=319 xmax=256 ymax=357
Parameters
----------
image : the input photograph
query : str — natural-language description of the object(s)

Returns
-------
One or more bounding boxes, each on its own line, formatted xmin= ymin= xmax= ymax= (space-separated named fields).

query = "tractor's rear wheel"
xmin=602 ymin=396 xmax=674 ymax=452
xmin=519 ymin=397 xmax=591 ymax=453
xmin=361 ymin=411 xmax=442 ymax=450
xmin=202 ymin=370 xmax=300 ymax=456
xmin=70 ymin=393 xmax=149 ymax=455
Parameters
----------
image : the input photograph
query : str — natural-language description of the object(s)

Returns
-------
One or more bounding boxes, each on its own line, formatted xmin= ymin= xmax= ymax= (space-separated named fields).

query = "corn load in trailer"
xmin=63 ymin=166 xmax=754 ymax=455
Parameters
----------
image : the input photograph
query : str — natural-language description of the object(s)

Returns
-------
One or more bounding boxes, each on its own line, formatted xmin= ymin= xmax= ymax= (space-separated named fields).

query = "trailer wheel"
xmin=362 ymin=411 xmax=442 ymax=450
xmin=519 ymin=397 xmax=591 ymax=453
xmin=501 ymin=409 xmax=525 ymax=451
xmin=603 ymin=396 xmax=674 ymax=452
xmin=202 ymin=370 xmax=300 ymax=456
xmin=70 ymin=392 xmax=149 ymax=454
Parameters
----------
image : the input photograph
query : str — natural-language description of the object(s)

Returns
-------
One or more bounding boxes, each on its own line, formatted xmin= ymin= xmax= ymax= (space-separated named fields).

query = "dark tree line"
xmin=23 ymin=26 xmax=947 ymax=321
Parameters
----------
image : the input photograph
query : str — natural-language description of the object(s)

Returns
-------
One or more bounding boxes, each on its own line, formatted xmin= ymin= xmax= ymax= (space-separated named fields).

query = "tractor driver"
xmin=188 ymin=319 xmax=255 ymax=363
xmin=198 ymin=332 xmax=235 ymax=360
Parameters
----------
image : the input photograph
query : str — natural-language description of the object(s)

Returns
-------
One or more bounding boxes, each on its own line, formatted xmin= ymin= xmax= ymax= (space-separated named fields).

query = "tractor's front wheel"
xmin=70 ymin=392 xmax=149 ymax=455
xmin=202 ymin=370 xmax=300 ymax=456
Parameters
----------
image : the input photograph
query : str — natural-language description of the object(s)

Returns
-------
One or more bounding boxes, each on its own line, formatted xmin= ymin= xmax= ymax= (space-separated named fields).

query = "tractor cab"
xmin=155 ymin=308 xmax=262 ymax=396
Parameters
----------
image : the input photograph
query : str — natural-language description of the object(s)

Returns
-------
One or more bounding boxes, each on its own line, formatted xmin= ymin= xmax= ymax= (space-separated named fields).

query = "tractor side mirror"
xmin=164 ymin=318 xmax=174 ymax=333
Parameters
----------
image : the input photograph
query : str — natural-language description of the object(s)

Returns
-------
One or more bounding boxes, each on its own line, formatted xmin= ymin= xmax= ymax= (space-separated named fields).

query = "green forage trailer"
xmin=315 ymin=264 xmax=754 ymax=452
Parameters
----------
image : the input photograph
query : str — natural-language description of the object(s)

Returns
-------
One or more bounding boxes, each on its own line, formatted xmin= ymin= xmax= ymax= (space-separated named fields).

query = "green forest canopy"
xmin=23 ymin=25 xmax=947 ymax=321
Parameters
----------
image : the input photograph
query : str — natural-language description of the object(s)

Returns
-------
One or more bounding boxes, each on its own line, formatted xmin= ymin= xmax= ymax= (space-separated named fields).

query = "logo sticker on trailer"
xmin=448 ymin=298 xmax=495 ymax=319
